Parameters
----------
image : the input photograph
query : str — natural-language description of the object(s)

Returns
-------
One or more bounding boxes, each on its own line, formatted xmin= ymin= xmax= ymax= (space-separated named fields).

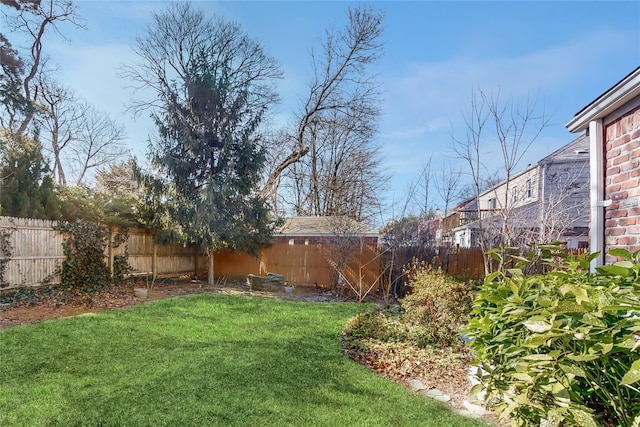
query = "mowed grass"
xmin=0 ymin=293 xmax=486 ymax=426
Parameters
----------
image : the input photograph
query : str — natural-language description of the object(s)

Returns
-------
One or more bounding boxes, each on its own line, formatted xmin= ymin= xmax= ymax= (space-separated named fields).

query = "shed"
xmin=273 ymin=216 xmax=379 ymax=246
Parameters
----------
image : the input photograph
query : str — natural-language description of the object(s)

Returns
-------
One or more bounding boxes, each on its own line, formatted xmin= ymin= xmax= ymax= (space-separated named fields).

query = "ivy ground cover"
xmin=0 ymin=293 xmax=487 ymax=427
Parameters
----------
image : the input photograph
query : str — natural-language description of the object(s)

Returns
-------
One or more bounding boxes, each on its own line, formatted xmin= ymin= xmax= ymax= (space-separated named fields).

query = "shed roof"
xmin=275 ymin=216 xmax=378 ymax=236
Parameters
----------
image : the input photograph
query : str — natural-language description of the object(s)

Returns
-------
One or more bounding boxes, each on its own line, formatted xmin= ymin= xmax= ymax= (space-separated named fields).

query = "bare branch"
xmin=2 ymin=0 xmax=85 ymax=136
xmin=261 ymin=6 xmax=384 ymax=200
xmin=70 ymin=104 xmax=128 ymax=185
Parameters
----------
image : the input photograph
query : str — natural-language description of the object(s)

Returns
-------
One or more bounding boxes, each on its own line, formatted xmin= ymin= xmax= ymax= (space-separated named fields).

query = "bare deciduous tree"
xmin=435 ymin=162 xmax=464 ymax=216
xmin=1 ymin=0 xmax=84 ymax=136
xmin=70 ymin=104 xmax=127 ymax=185
xmin=120 ymin=2 xmax=281 ymax=122
xmin=283 ymin=107 xmax=385 ymax=223
xmin=451 ymin=88 xmax=550 ymax=273
xmin=320 ymin=216 xmax=385 ymax=312
xmin=35 ymin=77 xmax=128 ymax=186
xmin=410 ymin=156 xmax=433 ymax=216
xmin=36 ymin=77 xmax=81 ymax=184
xmin=261 ymin=6 xmax=385 ymax=213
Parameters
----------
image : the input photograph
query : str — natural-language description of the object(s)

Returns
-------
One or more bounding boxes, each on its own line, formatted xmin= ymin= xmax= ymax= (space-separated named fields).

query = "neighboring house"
xmin=440 ymin=197 xmax=479 ymax=247
xmin=566 ymin=67 xmax=640 ymax=270
xmin=441 ymin=135 xmax=590 ymax=249
xmin=273 ymin=216 xmax=378 ymax=246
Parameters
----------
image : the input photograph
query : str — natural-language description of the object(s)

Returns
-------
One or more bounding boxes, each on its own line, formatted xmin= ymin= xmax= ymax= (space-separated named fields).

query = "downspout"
xmin=539 ymin=163 xmax=546 ymax=237
xmin=589 ymin=120 xmax=606 ymax=272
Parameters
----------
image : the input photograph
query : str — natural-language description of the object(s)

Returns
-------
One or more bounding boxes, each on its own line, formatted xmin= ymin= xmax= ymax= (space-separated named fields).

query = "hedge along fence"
xmin=0 ymin=216 xmax=382 ymax=292
xmin=0 ymin=216 xmax=206 ymax=289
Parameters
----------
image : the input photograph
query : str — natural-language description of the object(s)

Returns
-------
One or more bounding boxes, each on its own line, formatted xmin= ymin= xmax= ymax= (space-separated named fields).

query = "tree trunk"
xmin=108 ymin=228 xmax=114 ymax=278
xmin=208 ymin=248 xmax=215 ymax=285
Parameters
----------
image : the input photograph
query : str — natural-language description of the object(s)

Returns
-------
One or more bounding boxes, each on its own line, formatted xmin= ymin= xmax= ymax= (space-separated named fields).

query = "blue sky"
xmin=33 ymin=0 xmax=640 ymax=222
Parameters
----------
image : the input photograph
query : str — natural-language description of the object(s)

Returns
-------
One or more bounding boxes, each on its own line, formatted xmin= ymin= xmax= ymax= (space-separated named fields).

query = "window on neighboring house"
xmin=526 ymin=179 xmax=532 ymax=199
xmin=488 ymin=198 xmax=497 ymax=209
xmin=511 ymin=186 xmax=518 ymax=205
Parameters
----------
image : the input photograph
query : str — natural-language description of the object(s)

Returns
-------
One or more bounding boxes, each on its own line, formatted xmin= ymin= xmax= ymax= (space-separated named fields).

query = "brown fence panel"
xmin=213 ymin=248 xmax=261 ymax=280
xmin=214 ymin=243 xmax=334 ymax=288
xmin=260 ymin=243 xmax=333 ymax=287
xmin=214 ymin=242 xmax=382 ymax=292
xmin=435 ymin=246 xmax=590 ymax=280
xmin=433 ymin=247 xmax=485 ymax=280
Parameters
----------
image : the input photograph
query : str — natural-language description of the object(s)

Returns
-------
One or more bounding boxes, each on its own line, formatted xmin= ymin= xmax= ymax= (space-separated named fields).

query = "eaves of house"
xmin=566 ymin=67 xmax=640 ymax=133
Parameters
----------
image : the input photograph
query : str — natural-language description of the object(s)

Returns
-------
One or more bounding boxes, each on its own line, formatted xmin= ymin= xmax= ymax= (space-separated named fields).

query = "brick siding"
xmin=604 ymin=106 xmax=640 ymax=260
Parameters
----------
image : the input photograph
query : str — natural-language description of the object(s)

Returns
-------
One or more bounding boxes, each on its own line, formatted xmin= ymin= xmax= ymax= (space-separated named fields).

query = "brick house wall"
xmin=604 ymin=106 xmax=640 ymax=260
xmin=566 ymin=67 xmax=640 ymax=270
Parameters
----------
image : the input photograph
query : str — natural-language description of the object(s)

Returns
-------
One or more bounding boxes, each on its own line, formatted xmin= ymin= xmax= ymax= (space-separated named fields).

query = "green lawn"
xmin=0 ymin=293 xmax=487 ymax=426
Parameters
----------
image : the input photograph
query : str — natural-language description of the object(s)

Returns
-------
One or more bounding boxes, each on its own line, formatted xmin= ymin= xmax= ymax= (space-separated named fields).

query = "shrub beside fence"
xmin=0 ymin=216 xmax=206 ymax=289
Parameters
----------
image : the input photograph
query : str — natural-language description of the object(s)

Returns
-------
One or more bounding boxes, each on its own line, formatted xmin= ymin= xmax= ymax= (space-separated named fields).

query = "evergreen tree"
xmin=128 ymin=4 xmax=283 ymax=284
xmin=152 ymin=53 xmax=275 ymax=256
xmin=0 ymin=133 xmax=60 ymax=219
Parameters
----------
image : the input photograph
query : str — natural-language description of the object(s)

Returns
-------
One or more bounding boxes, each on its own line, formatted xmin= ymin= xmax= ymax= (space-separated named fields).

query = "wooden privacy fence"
xmin=0 ymin=216 xmax=206 ymax=289
xmin=435 ymin=247 xmax=486 ymax=279
xmin=0 ymin=216 xmax=382 ymax=293
xmin=0 ymin=217 xmax=66 ymax=288
xmin=214 ymin=241 xmax=382 ymax=292
xmin=432 ymin=246 xmax=590 ymax=279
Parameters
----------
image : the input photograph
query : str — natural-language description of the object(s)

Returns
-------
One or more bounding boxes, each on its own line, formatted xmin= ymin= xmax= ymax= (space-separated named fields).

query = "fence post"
xmin=152 ymin=242 xmax=157 ymax=282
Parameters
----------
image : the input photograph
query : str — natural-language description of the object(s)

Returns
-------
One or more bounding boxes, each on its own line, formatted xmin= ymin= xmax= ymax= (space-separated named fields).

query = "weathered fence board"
xmin=1 ymin=217 xmax=65 ymax=287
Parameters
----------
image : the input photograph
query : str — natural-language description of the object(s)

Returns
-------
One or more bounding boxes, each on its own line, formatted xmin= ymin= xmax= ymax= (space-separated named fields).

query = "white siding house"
xmin=443 ymin=135 xmax=590 ymax=249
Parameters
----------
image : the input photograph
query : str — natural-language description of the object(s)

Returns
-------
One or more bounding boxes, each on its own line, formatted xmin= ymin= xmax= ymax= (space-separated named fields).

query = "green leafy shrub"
xmin=55 ymin=220 xmax=111 ymax=293
xmin=401 ymin=262 xmax=475 ymax=347
xmin=0 ymin=227 xmax=13 ymax=287
xmin=465 ymin=247 xmax=640 ymax=427
xmin=112 ymin=231 xmax=132 ymax=285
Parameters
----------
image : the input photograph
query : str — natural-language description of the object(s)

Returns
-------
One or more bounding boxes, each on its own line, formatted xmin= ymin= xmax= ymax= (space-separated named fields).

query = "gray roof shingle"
xmin=275 ymin=216 xmax=377 ymax=236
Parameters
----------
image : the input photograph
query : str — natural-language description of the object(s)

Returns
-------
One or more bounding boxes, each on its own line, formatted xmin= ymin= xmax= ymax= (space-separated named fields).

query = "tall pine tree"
xmin=127 ymin=4 xmax=282 ymax=284
xmin=152 ymin=53 xmax=275 ymax=250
